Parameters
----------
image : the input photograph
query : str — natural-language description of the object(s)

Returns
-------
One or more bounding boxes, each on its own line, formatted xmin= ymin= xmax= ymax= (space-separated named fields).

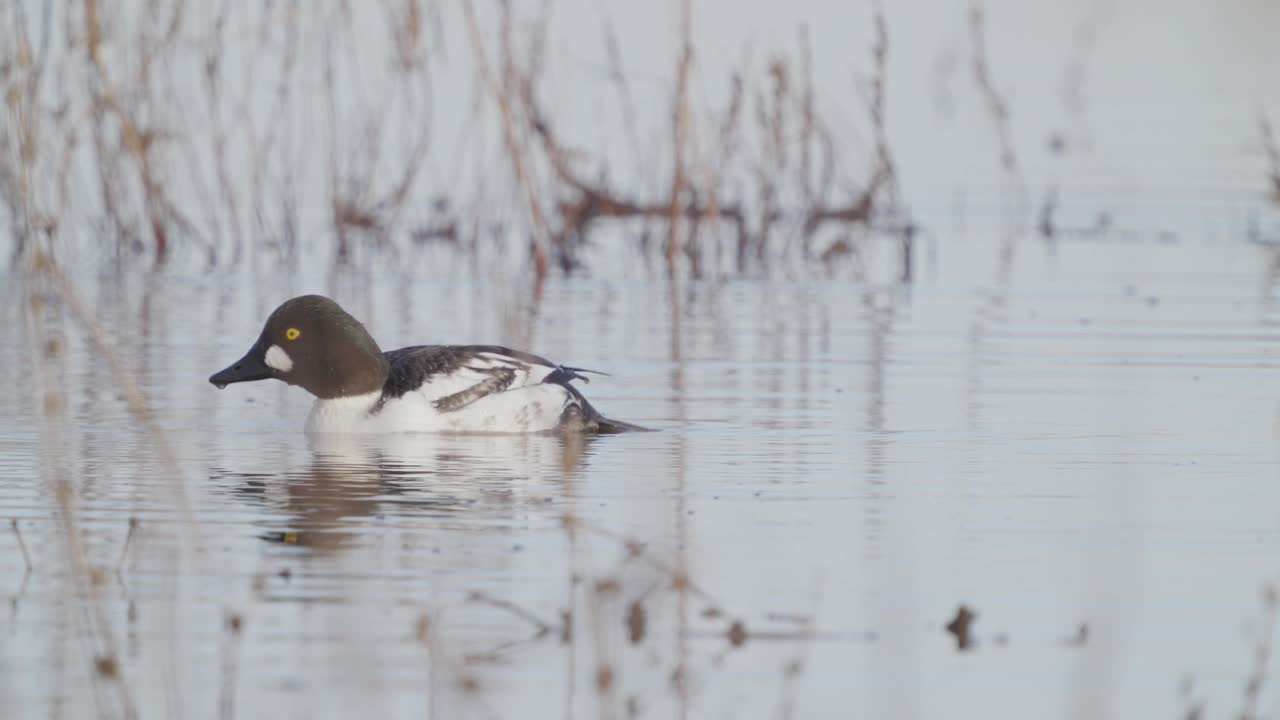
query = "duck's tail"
xmin=558 ymin=385 xmax=652 ymax=433
xmin=589 ymin=415 xmax=653 ymax=433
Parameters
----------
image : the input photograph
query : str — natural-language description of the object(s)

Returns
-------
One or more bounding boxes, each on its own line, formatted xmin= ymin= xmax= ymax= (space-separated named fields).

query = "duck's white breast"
xmin=304 ymin=384 xmax=574 ymax=434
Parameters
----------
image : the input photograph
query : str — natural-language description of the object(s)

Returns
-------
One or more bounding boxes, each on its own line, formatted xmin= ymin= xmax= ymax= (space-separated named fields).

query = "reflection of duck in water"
xmin=209 ymin=295 xmax=646 ymax=433
xmin=215 ymin=432 xmax=594 ymax=555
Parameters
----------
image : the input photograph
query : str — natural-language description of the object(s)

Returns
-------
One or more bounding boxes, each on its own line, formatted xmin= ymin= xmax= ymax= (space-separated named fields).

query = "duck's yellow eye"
xmin=285 ymin=328 xmax=300 ymax=341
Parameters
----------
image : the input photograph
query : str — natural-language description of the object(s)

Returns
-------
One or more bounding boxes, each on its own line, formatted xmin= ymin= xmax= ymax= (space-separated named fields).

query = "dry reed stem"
xmin=467 ymin=590 xmax=555 ymax=638
xmin=570 ymin=518 xmax=722 ymax=609
xmin=23 ymin=266 xmax=137 ymax=719
xmin=1262 ymin=113 xmax=1280 ymax=205
xmin=10 ymin=519 xmax=32 ymax=573
xmin=597 ymin=7 xmax=643 ymax=180
xmin=27 ymin=250 xmax=211 ymax=715
xmin=771 ymin=585 xmax=822 ymax=720
xmin=2 ymin=2 xmax=894 ymax=277
xmin=34 ymin=252 xmax=199 ymax=531
xmin=462 ymin=0 xmax=550 ymax=279
xmin=968 ymin=0 xmax=1026 ymax=278
xmin=665 ymin=0 xmax=693 ymax=271
xmin=218 ymin=611 xmax=245 ymax=720
xmin=524 ymin=60 xmax=881 ymax=276
xmin=84 ymin=0 xmax=192 ymax=261
xmin=668 ymin=281 xmax=690 ymax=720
xmin=1238 ymin=586 xmax=1278 ymax=720
xmin=1060 ymin=1 xmax=1109 ymax=124
xmin=968 ymin=1 xmax=1024 ymax=189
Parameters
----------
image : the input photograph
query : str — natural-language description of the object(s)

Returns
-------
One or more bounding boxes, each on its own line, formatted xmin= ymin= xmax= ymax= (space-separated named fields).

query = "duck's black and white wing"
xmin=375 ymin=345 xmax=643 ymax=432
xmin=381 ymin=345 xmax=603 ymax=408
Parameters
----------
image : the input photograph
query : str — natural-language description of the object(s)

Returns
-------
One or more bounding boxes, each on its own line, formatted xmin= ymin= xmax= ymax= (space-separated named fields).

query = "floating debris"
xmin=946 ymin=605 xmax=976 ymax=651
xmin=596 ymin=664 xmax=614 ymax=691
xmin=626 ymin=600 xmax=646 ymax=644
xmin=1062 ymin=622 xmax=1088 ymax=647
xmin=94 ymin=655 xmax=118 ymax=678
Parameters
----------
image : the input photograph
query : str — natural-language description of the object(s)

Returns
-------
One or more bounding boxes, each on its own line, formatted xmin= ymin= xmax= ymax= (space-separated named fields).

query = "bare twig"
xmin=1238 ymin=586 xmax=1278 ymax=720
xmin=10 ymin=519 xmax=31 ymax=573
xmin=115 ymin=517 xmax=139 ymax=574
xmin=467 ymin=590 xmax=555 ymax=638
xmin=968 ymin=1 xmax=1022 ymax=182
xmin=462 ymin=0 xmax=550 ymax=279
xmin=83 ymin=0 xmax=194 ymax=261
xmin=1261 ymin=112 xmax=1280 ymax=205
xmin=666 ymin=0 xmax=693 ymax=270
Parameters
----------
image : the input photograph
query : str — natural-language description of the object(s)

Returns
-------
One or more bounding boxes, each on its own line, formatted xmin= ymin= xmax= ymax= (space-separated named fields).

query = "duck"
xmin=208 ymin=294 xmax=644 ymax=434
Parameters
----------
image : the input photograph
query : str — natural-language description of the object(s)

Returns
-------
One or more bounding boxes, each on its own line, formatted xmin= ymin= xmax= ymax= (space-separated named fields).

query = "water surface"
xmin=3 ymin=234 xmax=1280 ymax=718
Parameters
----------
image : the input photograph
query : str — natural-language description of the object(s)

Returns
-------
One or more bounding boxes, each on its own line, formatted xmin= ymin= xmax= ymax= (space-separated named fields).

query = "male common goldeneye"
xmin=209 ymin=295 xmax=643 ymax=433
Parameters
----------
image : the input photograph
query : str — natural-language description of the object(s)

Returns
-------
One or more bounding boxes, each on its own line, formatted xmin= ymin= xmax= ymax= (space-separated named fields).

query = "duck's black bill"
xmin=210 ymin=350 xmax=272 ymax=389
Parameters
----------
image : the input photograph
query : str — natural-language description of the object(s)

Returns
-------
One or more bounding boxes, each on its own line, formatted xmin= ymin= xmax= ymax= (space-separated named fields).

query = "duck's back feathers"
xmin=372 ymin=345 xmax=645 ymax=433
xmin=381 ymin=346 xmax=596 ymax=402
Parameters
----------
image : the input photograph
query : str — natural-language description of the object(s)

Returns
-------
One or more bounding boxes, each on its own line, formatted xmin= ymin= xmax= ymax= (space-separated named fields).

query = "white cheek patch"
xmin=264 ymin=344 xmax=293 ymax=373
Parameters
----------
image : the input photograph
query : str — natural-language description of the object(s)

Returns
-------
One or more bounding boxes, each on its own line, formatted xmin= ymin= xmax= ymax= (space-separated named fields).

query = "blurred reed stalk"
xmin=23 ymin=254 xmax=138 ymax=718
xmin=1237 ymin=586 xmax=1278 ymax=720
xmin=462 ymin=0 xmax=551 ymax=280
xmin=1262 ymin=113 xmax=1280 ymax=205
xmin=665 ymin=0 xmax=693 ymax=273
xmin=1 ymin=2 xmax=901 ymax=279
xmin=20 ymin=248 xmax=209 ymax=717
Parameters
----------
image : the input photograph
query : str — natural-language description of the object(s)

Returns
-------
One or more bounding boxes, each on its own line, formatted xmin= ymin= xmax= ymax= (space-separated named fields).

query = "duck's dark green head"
xmin=209 ymin=295 xmax=388 ymax=399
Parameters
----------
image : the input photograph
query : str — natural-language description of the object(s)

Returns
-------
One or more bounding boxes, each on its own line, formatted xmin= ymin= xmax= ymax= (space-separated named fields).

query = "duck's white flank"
xmin=304 ymin=383 xmax=575 ymax=434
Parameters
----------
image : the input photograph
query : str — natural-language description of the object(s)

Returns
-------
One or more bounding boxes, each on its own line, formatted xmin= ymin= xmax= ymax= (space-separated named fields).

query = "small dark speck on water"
xmin=458 ymin=676 xmax=481 ymax=693
xmin=727 ymin=620 xmax=747 ymax=647
xmin=626 ymin=600 xmax=646 ymax=644
xmin=596 ymin=664 xmax=614 ymax=691
xmin=94 ymin=656 xmax=118 ymax=678
xmin=946 ymin=605 xmax=976 ymax=651
xmin=1063 ymin=623 xmax=1089 ymax=647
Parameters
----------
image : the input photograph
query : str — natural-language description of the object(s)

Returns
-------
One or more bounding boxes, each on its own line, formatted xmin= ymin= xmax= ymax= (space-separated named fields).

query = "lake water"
xmin=5 ymin=0 xmax=1280 ymax=718
xmin=4 ymin=233 xmax=1280 ymax=719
